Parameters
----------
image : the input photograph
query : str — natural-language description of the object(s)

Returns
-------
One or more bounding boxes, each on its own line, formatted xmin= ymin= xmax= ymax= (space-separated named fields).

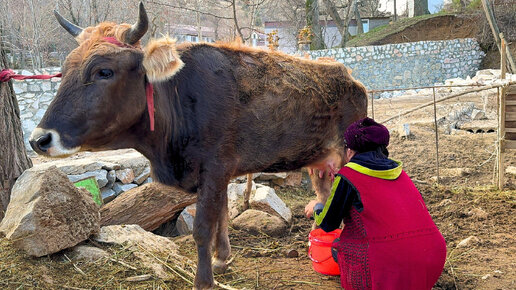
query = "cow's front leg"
xmin=193 ymin=173 xmax=228 ymax=289
xmin=212 ymin=192 xmax=230 ymax=274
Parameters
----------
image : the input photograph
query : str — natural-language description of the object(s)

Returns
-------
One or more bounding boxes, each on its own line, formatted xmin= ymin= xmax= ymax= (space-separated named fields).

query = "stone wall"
xmin=12 ymin=67 xmax=61 ymax=153
xmin=306 ymin=38 xmax=485 ymax=90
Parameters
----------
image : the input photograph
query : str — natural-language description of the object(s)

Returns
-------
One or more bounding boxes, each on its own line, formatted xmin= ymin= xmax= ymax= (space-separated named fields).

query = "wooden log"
xmin=100 ymin=183 xmax=197 ymax=231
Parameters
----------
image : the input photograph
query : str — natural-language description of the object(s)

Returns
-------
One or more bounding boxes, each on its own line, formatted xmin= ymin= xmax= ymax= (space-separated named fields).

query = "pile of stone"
xmin=31 ymin=149 xmax=305 ymax=207
xmin=175 ymin=181 xmax=293 ymax=237
xmin=0 ymin=149 xmax=304 ymax=261
xmin=30 ymin=149 xmax=152 ymax=204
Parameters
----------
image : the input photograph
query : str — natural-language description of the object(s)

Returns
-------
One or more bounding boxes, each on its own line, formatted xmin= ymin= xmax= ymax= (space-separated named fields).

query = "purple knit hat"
xmin=344 ymin=117 xmax=389 ymax=152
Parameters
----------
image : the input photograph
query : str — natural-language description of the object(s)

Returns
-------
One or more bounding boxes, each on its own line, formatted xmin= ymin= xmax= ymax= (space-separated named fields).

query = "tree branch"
xmin=147 ymin=0 xmax=234 ymax=20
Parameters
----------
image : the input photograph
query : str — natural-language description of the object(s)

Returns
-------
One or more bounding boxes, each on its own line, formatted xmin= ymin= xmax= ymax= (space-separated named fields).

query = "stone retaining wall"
xmin=306 ymin=38 xmax=485 ymax=90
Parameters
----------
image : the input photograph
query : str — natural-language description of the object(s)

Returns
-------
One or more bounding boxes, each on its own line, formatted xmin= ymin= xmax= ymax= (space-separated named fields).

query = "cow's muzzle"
xmin=29 ymin=128 xmax=81 ymax=157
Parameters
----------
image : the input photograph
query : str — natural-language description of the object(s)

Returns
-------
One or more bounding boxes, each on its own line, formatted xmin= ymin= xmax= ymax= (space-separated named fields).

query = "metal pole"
xmin=495 ymin=86 xmax=500 ymax=186
xmin=498 ymin=38 xmax=507 ymax=189
xmin=371 ymin=92 xmax=375 ymax=119
xmin=432 ymin=88 xmax=439 ymax=184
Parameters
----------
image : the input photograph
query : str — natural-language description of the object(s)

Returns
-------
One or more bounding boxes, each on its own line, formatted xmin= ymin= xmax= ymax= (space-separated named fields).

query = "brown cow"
xmin=29 ymin=3 xmax=367 ymax=289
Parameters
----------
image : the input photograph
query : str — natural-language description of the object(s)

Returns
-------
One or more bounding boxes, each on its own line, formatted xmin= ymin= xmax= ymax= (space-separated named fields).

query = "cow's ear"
xmin=143 ymin=37 xmax=184 ymax=82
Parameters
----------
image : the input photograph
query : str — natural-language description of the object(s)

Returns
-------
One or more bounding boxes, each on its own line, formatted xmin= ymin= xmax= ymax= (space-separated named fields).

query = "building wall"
xmin=265 ymin=18 xmax=391 ymax=53
xmin=306 ymin=38 xmax=484 ymax=90
xmin=14 ymin=38 xmax=484 ymax=151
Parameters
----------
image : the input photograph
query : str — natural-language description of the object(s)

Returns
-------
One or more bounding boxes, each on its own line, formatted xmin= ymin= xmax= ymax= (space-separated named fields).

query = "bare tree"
xmin=359 ymin=0 xmax=383 ymax=17
xmin=306 ymin=0 xmax=325 ymax=49
xmin=0 ymin=32 xmax=33 ymax=220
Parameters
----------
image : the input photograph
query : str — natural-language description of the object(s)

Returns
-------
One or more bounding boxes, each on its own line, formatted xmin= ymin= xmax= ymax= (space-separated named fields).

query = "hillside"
xmin=347 ymin=12 xmax=515 ymax=70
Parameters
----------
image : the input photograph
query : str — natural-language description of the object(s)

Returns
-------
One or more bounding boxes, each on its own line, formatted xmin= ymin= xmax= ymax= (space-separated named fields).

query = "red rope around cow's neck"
xmin=0 ymin=69 xmax=61 ymax=82
xmin=146 ymin=82 xmax=155 ymax=131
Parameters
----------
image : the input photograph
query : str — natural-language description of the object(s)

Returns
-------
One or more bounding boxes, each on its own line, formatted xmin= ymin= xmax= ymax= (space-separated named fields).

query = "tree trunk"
xmin=341 ymin=0 xmax=356 ymax=47
xmin=0 ymin=32 xmax=33 ymax=220
xmin=322 ymin=0 xmax=347 ymax=46
xmin=413 ymin=0 xmax=429 ymax=16
xmin=354 ymin=1 xmax=364 ymax=34
xmin=306 ymin=0 xmax=325 ymax=50
xmin=100 ymin=183 xmax=197 ymax=231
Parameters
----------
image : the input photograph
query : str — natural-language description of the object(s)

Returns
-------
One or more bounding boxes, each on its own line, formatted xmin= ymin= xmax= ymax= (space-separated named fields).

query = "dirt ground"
xmin=0 ymin=93 xmax=515 ymax=289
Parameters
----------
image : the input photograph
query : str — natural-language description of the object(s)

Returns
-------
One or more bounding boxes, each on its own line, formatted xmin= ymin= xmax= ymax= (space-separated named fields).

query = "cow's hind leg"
xmin=212 ymin=192 xmax=230 ymax=274
xmin=193 ymin=172 xmax=228 ymax=289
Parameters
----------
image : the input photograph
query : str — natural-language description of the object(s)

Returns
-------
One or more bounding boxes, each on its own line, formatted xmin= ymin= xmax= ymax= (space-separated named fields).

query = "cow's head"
xmin=29 ymin=3 xmax=183 ymax=157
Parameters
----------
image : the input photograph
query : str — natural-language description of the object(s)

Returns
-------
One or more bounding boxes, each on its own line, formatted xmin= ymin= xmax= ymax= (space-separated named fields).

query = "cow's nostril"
xmin=35 ymin=132 xmax=52 ymax=152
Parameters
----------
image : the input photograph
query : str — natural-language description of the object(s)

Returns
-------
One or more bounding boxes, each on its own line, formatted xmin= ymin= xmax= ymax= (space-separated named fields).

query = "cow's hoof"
xmin=212 ymin=258 xmax=228 ymax=274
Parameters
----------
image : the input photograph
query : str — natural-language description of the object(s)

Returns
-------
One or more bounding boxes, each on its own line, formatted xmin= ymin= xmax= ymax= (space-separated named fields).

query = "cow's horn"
xmin=54 ymin=10 xmax=83 ymax=37
xmin=125 ymin=2 xmax=149 ymax=45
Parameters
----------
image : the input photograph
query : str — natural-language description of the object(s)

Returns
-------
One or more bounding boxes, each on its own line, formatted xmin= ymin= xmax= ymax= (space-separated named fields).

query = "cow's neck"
xmin=125 ymin=81 xmax=199 ymax=193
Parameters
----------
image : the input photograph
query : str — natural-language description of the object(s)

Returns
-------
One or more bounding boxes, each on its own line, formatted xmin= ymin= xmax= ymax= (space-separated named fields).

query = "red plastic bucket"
xmin=308 ymin=228 xmax=342 ymax=276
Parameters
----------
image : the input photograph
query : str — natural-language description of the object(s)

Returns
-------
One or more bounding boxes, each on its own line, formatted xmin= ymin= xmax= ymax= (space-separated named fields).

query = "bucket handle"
xmin=308 ymin=247 xmax=333 ymax=263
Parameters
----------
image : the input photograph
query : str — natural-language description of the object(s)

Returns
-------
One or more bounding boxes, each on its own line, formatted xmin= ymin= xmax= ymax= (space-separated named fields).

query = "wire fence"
xmin=367 ymin=81 xmax=516 ymax=187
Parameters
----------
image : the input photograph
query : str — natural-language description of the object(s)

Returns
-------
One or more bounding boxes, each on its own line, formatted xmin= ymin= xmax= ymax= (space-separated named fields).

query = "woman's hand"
xmin=304 ymin=199 xmax=319 ymax=219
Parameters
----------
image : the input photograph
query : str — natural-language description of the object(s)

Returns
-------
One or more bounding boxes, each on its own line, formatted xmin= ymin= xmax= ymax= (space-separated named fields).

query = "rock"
xmin=93 ymin=224 xmax=185 ymax=279
xmin=101 ymin=183 xmax=196 ymax=231
xmin=116 ymin=168 xmax=135 ymax=184
xmin=227 ymin=182 xmax=256 ymax=219
xmin=28 ymin=158 xmax=119 ymax=175
xmin=481 ymin=274 xmax=491 ymax=280
xmin=134 ymin=167 xmax=151 ymax=184
xmin=176 ymin=204 xmax=197 ymax=235
xmin=69 ymin=245 xmax=109 ymax=262
xmin=506 ymin=166 xmax=516 ymax=176
xmin=467 ymin=208 xmax=488 ymax=220
xmin=113 ymin=182 xmax=138 ymax=195
xmin=471 ymin=109 xmax=486 ymax=120
xmin=284 ymin=172 xmax=303 ymax=187
xmin=456 ymin=236 xmax=480 ymax=248
xmin=438 ymin=199 xmax=453 ymax=207
xmin=250 ymin=186 xmax=292 ymax=223
xmin=68 ymin=169 xmax=109 ymax=188
xmin=231 ymin=209 xmax=288 ymax=237
xmin=94 ymin=224 xmax=178 ymax=254
xmin=397 ymin=123 xmax=412 ymax=139
xmin=106 ymin=170 xmax=116 ymax=188
xmin=441 ymin=168 xmax=472 ymax=177
xmin=0 ymin=167 xmax=100 ymax=257
xmin=94 ymin=150 xmax=150 ymax=177
xmin=101 ymin=188 xmax=117 ymax=204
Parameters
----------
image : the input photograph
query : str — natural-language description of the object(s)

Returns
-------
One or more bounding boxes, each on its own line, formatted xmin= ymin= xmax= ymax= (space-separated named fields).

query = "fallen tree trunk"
xmin=100 ymin=183 xmax=196 ymax=231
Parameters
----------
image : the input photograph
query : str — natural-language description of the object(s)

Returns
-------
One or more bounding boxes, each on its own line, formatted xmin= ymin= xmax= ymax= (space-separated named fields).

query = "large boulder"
xmin=250 ymin=186 xmax=292 ymax=223
xmin=0 ymin=167 xmax=100 ymax=257
xmin=231 ymin=209 xmax=288 ymax=237
xmin=227 ymin=181 xmax=256 ymax=219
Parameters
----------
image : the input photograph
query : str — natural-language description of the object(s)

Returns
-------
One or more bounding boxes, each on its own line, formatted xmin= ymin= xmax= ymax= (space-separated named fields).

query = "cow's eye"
xmin=97 ymin=69 xmax=114 ymax=79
